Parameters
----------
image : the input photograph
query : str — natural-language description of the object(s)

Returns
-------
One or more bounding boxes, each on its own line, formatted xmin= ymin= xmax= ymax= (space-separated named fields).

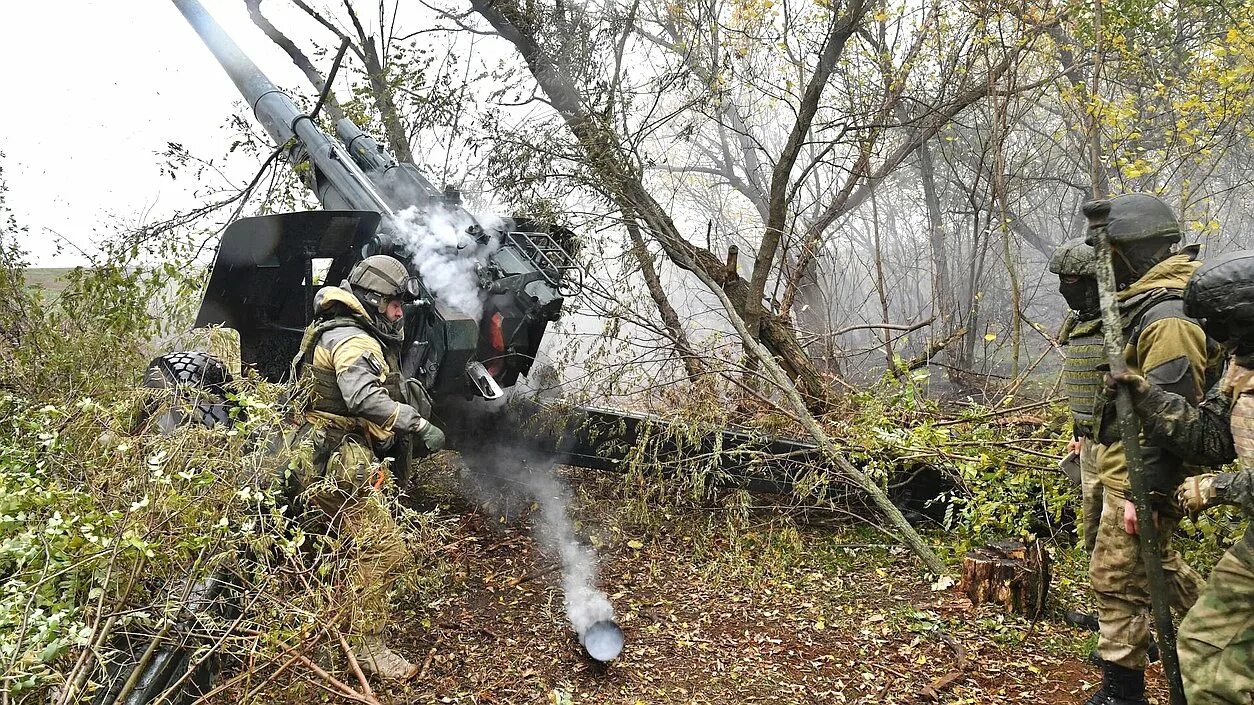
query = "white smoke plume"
xmin=456 ymin=436 xmax=616 ymax=638
xmin=524 ymin=466 xmax=616 ymax=635
xmin=387 ymin=204 xmax=506 ymax=321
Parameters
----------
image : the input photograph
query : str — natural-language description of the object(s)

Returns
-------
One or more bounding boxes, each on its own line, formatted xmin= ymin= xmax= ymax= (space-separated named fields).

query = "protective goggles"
xmin=398 ymin=275 xmax=423 ymax=302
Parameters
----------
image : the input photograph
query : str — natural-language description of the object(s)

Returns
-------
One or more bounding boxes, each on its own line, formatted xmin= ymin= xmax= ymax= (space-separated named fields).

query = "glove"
xmin=415 ymin=418 xmax=446 ymax=454
xmin=1103 ymin=370 xmax=1151 ymax=402
xmin=1176 ymin=473 xmax=1220 ymax=516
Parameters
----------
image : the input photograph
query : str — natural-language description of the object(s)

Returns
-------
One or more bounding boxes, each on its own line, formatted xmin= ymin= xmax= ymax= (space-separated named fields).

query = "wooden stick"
xmin=284 ymin=648 xmax=379 ymax=704
xmin=920 ymin=633 xmax=968 ymax=700
xmin=418 ymin=646 xmax=438 ymax=680
xmin=507 ymin=564 xmax=561 ymax=587
xmin=333 ymin=628 xmax=375 ymax=699
xmin=239 ymin=652 xmax=302 ymax=701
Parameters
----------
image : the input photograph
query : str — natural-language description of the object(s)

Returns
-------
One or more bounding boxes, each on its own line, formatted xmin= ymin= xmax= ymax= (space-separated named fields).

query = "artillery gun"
xmin=171 ymin=0 xmax=577 ymax=399
xmin=152 ymin=0 xmax=824 ymax=494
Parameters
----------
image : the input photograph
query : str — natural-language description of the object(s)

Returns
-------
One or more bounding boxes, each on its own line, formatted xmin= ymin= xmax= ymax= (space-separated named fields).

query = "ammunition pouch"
xmin=1091 ymin=387 xmax=1118 ymax=446
xmin=402 ymin=377 xmax=433 ymax=419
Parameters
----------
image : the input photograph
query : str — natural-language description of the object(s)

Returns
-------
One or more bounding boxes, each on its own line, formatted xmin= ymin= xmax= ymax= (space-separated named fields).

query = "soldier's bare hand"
xmin=1176 ymin=473 xmax=1219 ymax=516
xmin=1123 ymin=499 xmax=1137 ymax=534
xmin=1122 ymin=498 xmax=1160 ymax=535
xmin=1066 ymin=438 xmax=1082 ymax=455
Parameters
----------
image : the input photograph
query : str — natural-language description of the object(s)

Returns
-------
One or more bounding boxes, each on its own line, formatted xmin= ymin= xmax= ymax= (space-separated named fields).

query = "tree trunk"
xmin=960 ymin=539 xmax=1051 ymax=619
xmin=746 ymin=3 xmax=868 ymax=337
xmin=624 ymin=216 xmax=706 ymax=380
xmin=918 ymin=138 xmax=953 ymax=354
xmin=471 ymin=0 xmax=837 ymax=409
xmin=658 ymin=224 xmax=948 ymax=576
xmin=869 ymin=191 xmax=894 ymax=369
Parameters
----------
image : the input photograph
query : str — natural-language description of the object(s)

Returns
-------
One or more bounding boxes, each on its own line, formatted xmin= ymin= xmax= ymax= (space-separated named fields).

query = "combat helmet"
xmin=1049 ymin=238 xmax=1096 ymax=277
xmin=344 ymin=255 xmax=420 ymax=338
xmin=1183 ymin=250 xmax=1254 ymax=354
xmin=1050 ymin=238 xmax=1100 ymax=319
xmin=347 ymin=255 xmax=418 ymax=311
xmin=1082 ymin=193 xmax=1183 ymax=288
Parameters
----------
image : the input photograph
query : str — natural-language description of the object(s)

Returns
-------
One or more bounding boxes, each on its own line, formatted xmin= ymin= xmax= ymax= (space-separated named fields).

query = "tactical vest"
xmin=293 ymin=316 xmax=404 ymax=423
xmin=1092 ymin=288 xmax=1192 ymax=444
xmin=1063 ymin=317 xmax=1105 ymax=438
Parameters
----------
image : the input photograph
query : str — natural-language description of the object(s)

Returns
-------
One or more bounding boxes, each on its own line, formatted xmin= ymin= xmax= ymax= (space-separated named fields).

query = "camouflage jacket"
xmin=1136 ymin=355 xmax=1254 ymax=547
xmin=294 ymin=286 xmax=427 ymax=447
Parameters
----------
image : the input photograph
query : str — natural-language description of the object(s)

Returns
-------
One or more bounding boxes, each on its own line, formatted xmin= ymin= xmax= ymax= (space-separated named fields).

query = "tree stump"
xmin=959 ymin=538 xmax=1051 ymax=619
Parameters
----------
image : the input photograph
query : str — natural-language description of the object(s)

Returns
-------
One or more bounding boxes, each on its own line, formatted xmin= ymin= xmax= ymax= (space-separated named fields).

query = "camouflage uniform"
xmin=1134 ymin=359 xmax=1254 ymax=704
xmin=1052 ymin=238 xmax=1106 ymax=552
xmin=1079 ymin=435 xmax=1103 ymax=552
xmin=1088 ymin=251 xmax=1219 ymax=670
xmin=288 ymin=285 xmax=430 ymax=641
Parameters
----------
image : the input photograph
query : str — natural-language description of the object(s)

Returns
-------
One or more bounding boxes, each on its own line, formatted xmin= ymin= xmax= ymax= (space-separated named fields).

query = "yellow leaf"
xmin=983 ymin=333 xmax=997 ymax=342
xmin=627 ymin=539 xmax=644 ymax=550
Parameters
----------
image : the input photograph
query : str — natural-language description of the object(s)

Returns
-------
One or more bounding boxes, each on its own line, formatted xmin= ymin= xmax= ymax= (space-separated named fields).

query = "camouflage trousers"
xmin=287 ymin=427 xmax=409 ymax=637
xmin=1090 ymin=492 xmax=1205 ymax=669
xmin=1080 ymin=438 xmax=1103 ymax=554
xmin=1178 ymin=540 xmax=1254 ymax=704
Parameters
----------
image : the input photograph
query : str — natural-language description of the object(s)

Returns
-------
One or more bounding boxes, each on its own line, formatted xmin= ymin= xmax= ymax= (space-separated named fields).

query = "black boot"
xmin=1084 ymin=661 xmax=1149 ymax=705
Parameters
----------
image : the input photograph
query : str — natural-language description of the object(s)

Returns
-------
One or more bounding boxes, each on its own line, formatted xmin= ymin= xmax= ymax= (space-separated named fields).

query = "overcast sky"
xmin=0 ymin=1 xmax=352 ymax=266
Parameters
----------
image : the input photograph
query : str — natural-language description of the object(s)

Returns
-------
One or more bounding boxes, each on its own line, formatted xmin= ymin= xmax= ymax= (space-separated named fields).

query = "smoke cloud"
xmin=387 ymin=204 xmax=506 ymax=321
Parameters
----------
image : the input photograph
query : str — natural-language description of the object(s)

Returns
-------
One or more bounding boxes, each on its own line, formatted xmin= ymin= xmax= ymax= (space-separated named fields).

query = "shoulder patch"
xmin=363 ymin=351 xmax=383 ymax=376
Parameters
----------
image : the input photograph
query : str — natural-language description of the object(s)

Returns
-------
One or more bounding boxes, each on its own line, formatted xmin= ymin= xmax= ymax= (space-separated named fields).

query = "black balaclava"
xmin=1110 ymin=239 xmax=1176 ymax=290
xmin=1059 ymin=275 xmax=1101 ymax=320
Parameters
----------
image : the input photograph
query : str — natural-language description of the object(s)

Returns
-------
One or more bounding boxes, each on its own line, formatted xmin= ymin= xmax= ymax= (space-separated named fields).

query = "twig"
xmin=282 ymin=646 xmax=379 ymax=704
xmin=903 ymin=327 xmax=969 ymax=371
xmin=109 ymin=613 xmax=179 ymax=705
xmin=333 ymin=627 xmax=376 ymax=699
xmin=236 ymin=628 xmax=381 ymax=705
xmin=57 ymin=615 xmax=116 ymax=705
xmin=418 ymin=646 xmax=438 ymax=680
xmin=933 ymin=398 xmax=1063 ymax=427
xmin=997 ymin=344 xmax=1054 ymax=406
xmin=153 ymin=574 xmax=273 ymax=705
xmin=308 ymin=38 xmax=352 ymax=122
xmin=200 ymin=633 xmax=316 ymax=704
xmin=920 ymin=632 xmax=968 ymax=700
xmin=507 ymin=564 xmax=562 ymax=587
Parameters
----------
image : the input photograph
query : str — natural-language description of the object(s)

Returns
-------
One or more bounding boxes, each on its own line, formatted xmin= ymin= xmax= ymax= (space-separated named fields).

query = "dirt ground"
xmin=313 ymin=465 xmax=1172 ymax=705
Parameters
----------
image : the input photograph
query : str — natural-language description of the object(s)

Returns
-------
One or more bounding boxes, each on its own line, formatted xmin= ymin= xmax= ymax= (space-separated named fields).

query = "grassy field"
xmin=23 ymin=267 xmax=75 ymax=297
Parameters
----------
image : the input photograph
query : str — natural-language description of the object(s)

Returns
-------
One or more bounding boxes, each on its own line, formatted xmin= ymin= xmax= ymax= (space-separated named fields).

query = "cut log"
xmin=959 ymin=538 xmax=1051 ymax=619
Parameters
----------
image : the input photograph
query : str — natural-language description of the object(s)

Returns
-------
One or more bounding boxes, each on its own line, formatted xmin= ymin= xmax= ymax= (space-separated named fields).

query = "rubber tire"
xmin=143 ymin=351 xmax=238 ymax=428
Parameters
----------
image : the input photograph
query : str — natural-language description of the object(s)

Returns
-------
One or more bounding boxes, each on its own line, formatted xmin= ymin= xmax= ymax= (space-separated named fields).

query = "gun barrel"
xmin=169 ymin=0 xmax=298 ymax=146
xmin=336 ymin=118 xmax=393 ymax=172
xmin=170 ymin=0 xmax=394 ymax=217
